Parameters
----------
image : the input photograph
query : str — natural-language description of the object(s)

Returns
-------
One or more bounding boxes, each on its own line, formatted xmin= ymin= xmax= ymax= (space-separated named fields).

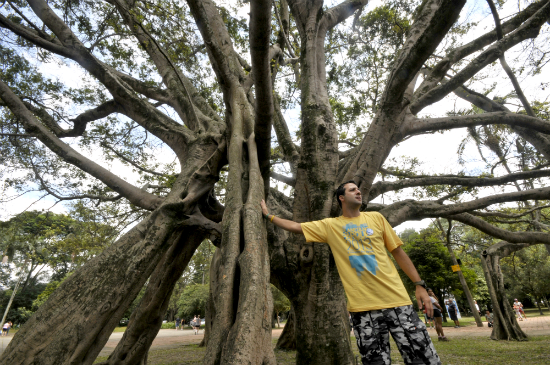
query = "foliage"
xmin=182 ymin=240 xmax=216 ymax=286
xmin=399 ymin=227 xmax=477 ymax=308
xmin=0 ymin=281 xmax=46 ymax=325
xmin=271 ymin=284 xmax=290 ymax=323
xmin=0 ymin=209 xmax=116 ymax=284
xmin=177 ymin=283 xmax=209 ymax=320
xmin=501 ymin=245 xmax=550 ymax=305
xmin=32 ymin=273 xmax=71 ymax=311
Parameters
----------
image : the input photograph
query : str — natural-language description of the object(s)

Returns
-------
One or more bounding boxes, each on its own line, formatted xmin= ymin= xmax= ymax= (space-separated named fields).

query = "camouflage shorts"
xmin=351 ymin=305 xmax=441 ymax=365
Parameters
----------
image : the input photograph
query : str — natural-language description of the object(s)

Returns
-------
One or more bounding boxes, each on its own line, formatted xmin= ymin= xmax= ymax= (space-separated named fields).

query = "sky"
xmin=1 ymin=0 xmax=549 ymax=237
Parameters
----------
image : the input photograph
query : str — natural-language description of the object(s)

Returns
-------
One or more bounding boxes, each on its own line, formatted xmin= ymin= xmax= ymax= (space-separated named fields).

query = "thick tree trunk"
xmin=480 ymin=252 xmax=527 ymax=340
xmin=267 ymin=2 xmax=355 ymax=363
xmin=292 ymin=244 xmax=354 ymax=365
xmin=97 ymin=230 xmax=204 ymax=365
xmin=2 ymin=211 xmax=179 ymax=364
xmin=276 ymin=306 xmax=296 ymax=350
xmin=203 ymin=89 xmax=275 ymax=365
xmin=1 ymin=133 xmax=225 ymax=364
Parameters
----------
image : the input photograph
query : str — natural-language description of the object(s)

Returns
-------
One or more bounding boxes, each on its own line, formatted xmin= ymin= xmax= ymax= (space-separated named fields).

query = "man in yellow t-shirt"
xmin=261 ymin=181 xmax=441 ymax=365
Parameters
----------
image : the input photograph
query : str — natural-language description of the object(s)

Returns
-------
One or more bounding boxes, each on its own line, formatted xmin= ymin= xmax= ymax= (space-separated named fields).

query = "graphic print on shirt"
xmin=343 ymin=223 xmax=378 ymax=277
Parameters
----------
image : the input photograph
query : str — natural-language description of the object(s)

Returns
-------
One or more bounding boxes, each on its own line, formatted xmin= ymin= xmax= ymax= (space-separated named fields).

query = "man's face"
xmin=340 ymin=183 xmax=362 ymax=208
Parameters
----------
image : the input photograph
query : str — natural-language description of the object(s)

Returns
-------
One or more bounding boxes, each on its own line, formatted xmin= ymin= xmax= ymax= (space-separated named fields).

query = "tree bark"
xmin=203 ymin=87 xmax=275 ymax=364
xmin=1 ymin=130 xmax=225 ymax=364
xmin=96 ymin=230 xmax=204 ymax=365
xmin=276 ymin=306 xmax=296 ymax=350
xmin=1 ymin=211 xmax=179 ymax=364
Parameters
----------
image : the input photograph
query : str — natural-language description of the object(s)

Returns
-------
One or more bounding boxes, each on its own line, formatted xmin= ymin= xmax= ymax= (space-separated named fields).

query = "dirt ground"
xmin=97 ymin=316 xmax=550 ymax=357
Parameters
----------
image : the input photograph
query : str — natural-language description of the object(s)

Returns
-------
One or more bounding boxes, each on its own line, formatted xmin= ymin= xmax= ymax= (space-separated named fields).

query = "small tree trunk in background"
xmin=1 ymin=273 xmax=24 ymax=327
xmin=480 ymin=253 xmax=527 ymax=340
xmin=276 ymin=306 xmax=296 ymax=350
xmin=536 ymin=299 xmax=544 ymax=315
xmin=444 ymin=221 xmax=483 ymax=327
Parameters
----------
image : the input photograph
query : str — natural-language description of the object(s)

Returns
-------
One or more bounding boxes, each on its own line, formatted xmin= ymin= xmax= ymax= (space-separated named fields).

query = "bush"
xmin=161 ymin=321 xmax=176 ymax=329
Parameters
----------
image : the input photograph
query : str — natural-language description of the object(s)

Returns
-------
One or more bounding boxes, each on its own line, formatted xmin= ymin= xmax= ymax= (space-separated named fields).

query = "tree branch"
xmin=273 ymin=0 xmax=296 ymax=58
xmin=30 ymin=161 xmax=123 ymax=203
xmin=111 ymin=0 xmax=207 ymax=132
xmin=401 ymin=111 xmax=550 ymax=137
xmin=22 ymin=99 xmax=122 ymax=138
xmin=4 ymin=1 xmax=196 ymax=156
xmin=450 ymin=213 xmax=550 ymax=244
xmin=270 ymin=172 xmax=296 ymax=187
xmin=186 ymin=0 xmax=247 ymax=91
xmin=272 ymin=95 xmax=299 ymax=170
xmin=250 ymin=0 xmax=274 ymax=194
xmin=381 ymin=0 xmax=466 ymax=108
xmin=0 ymin=13 xmax=74 ymax=58
xmin=370 ymin=167 xmax=550 ymax=203
xmin=471 ymin=204 xmax=550 ymax=219
xmin=486 ymin=0 xmax=537 ymax=119
xmin=379 ymin=186 xmax=550 ymax=227
xmin=452 ymin=85 xmax=550 ymax=160
xmin=320 ymin=0 xmax=368 ymax=31
xmin=413 ymin=0 xmax=548 ymax=102
xmin=0 ymin=78 xmax=163 ymax=210
xmin=410 ymin=1 xmax=550 ymax=114
xmin=100 ymin=142 xmax=170 ymax=177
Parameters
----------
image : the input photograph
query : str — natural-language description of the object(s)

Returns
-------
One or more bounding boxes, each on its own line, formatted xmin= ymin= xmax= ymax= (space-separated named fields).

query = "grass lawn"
xmin=94 ymin=335 xmax=550 ymax=364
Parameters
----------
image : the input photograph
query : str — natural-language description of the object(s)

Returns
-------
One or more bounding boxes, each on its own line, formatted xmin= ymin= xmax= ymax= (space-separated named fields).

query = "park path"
xmin=428 ymin=315 xmax=550 ymax=338
xmin=0 ymin=317 xmax=549 ymax=357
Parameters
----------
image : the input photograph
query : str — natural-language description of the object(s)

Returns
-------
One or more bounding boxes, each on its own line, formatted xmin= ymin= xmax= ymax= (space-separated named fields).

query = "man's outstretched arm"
xmin=261 ymin=199 xmax=303 ymax=235
xmin=391 ymin=247 xmax=433 ymax=317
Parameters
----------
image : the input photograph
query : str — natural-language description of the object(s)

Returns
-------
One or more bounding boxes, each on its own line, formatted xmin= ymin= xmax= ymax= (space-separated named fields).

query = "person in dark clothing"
xmin=446 ymin=300 xmax=460 ymax=328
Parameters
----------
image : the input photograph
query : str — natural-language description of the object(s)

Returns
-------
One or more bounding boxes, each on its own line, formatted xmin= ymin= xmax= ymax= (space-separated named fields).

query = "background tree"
xmin=271 ymin=284 xmax=290 ymax=328
xmin=177 ymin=283 xmax=209 ymax=320
xmin=1 ymin=0 xmax=550 ymax=364
xmin=399 ymin=226 xmax=477 ymax=314
xmin=501 ymin=244 xmax=550 ymax=314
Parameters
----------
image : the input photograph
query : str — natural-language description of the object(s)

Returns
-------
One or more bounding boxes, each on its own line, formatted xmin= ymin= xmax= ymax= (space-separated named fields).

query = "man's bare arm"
xmin=391 ymin=247 xmax=433 ymax=317
xmin=261 ymin=199 xmax=303 ymax=234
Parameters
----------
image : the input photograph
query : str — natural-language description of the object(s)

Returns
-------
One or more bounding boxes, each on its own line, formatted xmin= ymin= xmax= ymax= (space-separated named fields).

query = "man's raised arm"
xmin=261 ymin=199 xmax=303 ymax=235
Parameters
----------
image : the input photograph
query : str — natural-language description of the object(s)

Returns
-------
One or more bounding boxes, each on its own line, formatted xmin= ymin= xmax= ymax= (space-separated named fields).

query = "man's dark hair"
xmin=335 ymin=180 xmax=357 ymax=208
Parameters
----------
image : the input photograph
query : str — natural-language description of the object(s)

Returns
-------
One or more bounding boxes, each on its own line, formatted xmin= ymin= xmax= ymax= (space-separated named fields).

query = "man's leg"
xmin=385 ymin=305 xmax=441 ymax=365
xmin=351 ymin=310 xmax=391 ymax=365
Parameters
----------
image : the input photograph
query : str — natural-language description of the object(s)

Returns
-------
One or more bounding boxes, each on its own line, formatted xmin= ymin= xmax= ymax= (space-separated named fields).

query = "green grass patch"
xmin=94 ymin=334 xmax=550 ymax=364
xmin=433 ymin=335 xmax=550 ymax=365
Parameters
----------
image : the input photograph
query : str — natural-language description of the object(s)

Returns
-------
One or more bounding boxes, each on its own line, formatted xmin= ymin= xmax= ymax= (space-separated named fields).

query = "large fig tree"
xmin=2 ymin=0 xmax=550 ymax=364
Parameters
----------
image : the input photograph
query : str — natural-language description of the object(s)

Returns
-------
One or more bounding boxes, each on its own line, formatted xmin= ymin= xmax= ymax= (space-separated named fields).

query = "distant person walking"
xmin=175 ymin=317 xmax=181 ymax=330
xmin=447 ymin=300 xmax=460 ymax=328
xmin=2 ymin=321 xmax=12 ymax=336
xmin=485 ymin=310 xmax=494 ymax=328
xmin=474 ymin=300 xmax=480 ymax=316
xmin=513 ymin=299 xmax=525 ymax=321
xmin=428 ymin=290 xmax=448 ymax=341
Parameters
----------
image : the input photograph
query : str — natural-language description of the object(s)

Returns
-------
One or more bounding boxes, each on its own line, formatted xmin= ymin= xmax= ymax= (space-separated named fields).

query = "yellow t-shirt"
xmin=301 ymin=212 xmax=412 ymax=312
